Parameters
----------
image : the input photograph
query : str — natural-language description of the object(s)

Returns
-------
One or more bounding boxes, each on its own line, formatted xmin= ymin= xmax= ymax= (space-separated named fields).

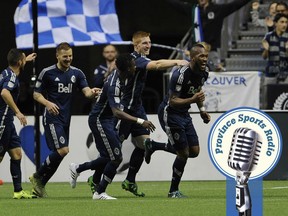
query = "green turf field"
xmin=0 ymin=180 xmax=287 ymax=216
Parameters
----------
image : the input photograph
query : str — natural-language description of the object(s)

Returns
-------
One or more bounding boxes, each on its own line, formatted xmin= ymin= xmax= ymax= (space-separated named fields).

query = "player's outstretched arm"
xmin=26 ymin=53 xmax=37 ymax=62
xmin=146 ymin=59 xmax=188 ymax=71
xmin=82 ymin=87 xmax=102 ymax=99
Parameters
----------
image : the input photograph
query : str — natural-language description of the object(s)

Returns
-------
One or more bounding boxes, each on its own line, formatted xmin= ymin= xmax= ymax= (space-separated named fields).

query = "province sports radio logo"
xmin=208 ymin=107 xmax=282 ymax=179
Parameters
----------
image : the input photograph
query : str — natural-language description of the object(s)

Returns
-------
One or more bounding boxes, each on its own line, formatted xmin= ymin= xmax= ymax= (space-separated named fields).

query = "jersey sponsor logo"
xmin=58 ymin=83 xmax=73 ymax=93
xmin=187 ymin=86 xmax=201 ymax=95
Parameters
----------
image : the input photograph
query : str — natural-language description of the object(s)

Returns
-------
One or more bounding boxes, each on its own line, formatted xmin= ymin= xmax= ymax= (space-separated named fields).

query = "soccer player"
xmin=119 ymin=31 xmax=188 ymax=197
xmin=93 ymin=45 xmax=118 ymax=88
xmin=29 ymin=42 xmax=101 ymax=197
xmin=69 ymin=54 xmax=155 ymax=200
xmin=0 ymin=48 xmax=37 ymax=199
xmin=144 ymin=43 xmax=211 ymax=198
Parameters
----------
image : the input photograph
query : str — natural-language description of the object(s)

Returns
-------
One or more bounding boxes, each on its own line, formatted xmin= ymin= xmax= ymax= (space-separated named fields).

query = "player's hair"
xmin=56 ymin=42 xmax=72 ymax=53
xmin=268 ymin=1 xmax=277 ymax=10
xmin=116 ymin=53 xmax=133 ymax=72
xmin=103 ymin=45 xmax=118 ymax=56
xmin=189 ymin=43 xmax=206 ymax=58
xmin=132 ymin=31 xmax=150 ymax=46
xmin=7 ymin=48 xmax=24 ymax=66
xmin=198 ymin=42 xmax=211 ymax=52
xmin=276 ymin=1 xmax=288 ymax=10
xmin=273 ymin=13 xmax=288 ymax=22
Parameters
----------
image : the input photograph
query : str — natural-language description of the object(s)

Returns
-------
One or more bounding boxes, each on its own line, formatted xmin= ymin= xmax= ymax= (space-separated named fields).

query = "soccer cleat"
xmin=121 ymin=180 xmax=145 ymax=197
xmin=92 ymin=192 xmax=117 ymax=200
xmin=13 ymin=190 xmax=38 ymax=199
xmin=29 ymin=174 xmax=47 ymax=198
xmin=87 ymin=176 xmax=99 ymax=194
xmin=144 ymin=138 xmax=154 ymax=164
xmin=168 ymin=191 xmax=187 ymax=198
xmin=69 ymin=163 xmax=80 ymax=188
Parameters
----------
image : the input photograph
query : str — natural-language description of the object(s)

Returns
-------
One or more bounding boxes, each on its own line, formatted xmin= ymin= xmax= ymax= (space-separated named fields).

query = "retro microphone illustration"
xmin=227 ymin=127 xmax=262 ymax=216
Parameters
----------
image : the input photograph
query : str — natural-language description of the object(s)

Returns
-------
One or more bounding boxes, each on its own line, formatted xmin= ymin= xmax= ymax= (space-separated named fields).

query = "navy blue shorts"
xmin=0 ymin=124 xmax=21 ymax=157
xmin=117 ymin=106 xmax=150 ymax=142
xmin=43 ymin=122 xmax=69 ymax=151
xmin=158 ymin=103 xmax=199 ymax=151
xmin=88 ymin=117 xmax=122 ymax=160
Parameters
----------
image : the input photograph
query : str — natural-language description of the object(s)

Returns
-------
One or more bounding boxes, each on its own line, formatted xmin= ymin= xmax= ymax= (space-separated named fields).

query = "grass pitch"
xmin=0 ymin=180 xmax=287 ymax=216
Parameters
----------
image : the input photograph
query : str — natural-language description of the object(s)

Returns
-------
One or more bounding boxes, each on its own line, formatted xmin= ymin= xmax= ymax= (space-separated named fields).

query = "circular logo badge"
xmin=273 ymin=92 xmax=288 ymax=110
xmin=59 ymin=136 xmax=65 ymax=144
xmin=208 ymin=107 xmax=282 ymax=179
xmin=71 ymin=75 xmax=76 ymax=83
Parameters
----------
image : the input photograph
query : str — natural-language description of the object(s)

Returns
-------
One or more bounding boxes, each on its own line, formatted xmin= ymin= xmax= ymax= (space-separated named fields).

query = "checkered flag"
xmin=14 ymin=0 xmax=123 ymax=49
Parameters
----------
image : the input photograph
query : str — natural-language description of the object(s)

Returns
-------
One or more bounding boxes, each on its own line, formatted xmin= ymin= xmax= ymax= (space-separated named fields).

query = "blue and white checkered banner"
xmin=14 ymin=0 xmax=123 ymax=49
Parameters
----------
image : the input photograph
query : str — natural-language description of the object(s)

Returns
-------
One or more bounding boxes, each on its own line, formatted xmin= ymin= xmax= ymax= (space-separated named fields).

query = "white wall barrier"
xmin=190 ymin=71 xmax=261 ymax=112
xmin=0 ymin=114 xmax=225 ymax=183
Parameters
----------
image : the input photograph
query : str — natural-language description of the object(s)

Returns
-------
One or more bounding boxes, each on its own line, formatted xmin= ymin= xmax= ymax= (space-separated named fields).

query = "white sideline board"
xmin=0 ymin=114 xmax=225 ymax=182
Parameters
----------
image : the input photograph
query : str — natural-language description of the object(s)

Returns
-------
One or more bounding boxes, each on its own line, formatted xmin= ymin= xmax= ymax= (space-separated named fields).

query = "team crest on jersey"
xmin=208 ymin=12 xmax=215 ymax=19
xmin=71 ymin=75 xmax=76 ymax=83
xmin=173 ymin=132 xmax=180 ymax=141
xmin=114 ymin=148 xmax=120 ymax=155
xmin=59 ymin=136 xmax=65 ymax=144
xmin=176 ymin=85 xmax=181 ymax=92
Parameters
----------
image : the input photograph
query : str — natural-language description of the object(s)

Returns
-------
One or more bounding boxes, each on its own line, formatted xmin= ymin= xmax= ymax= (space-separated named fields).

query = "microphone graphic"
xmin=227 ymin=127 xmax=262 ymax=216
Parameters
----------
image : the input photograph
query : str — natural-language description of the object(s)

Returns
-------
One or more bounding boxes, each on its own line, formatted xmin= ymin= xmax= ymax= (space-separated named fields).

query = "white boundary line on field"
xmin=267 ymin=186 xmax=288 ymax=190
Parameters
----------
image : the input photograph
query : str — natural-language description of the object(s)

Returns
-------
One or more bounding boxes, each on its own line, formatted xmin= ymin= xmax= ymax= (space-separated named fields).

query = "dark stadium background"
xmin=0 ymin=0 xmax=191 ymax=114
